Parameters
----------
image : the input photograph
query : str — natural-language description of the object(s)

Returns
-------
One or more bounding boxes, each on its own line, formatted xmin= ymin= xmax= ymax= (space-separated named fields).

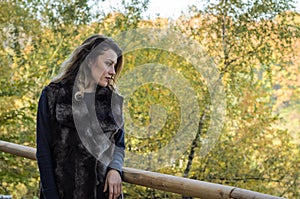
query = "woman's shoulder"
xmin=111 ymin=89 xmax=124 ymax=108
xmin=45 ymin=81 xmax=63 ymax=90
xmin=44 ymin=81 xmax=73 ymax=94
xmin=42 ymin=82 xmax=64 ymax=101
xmin=112 ymin=90 xmax=123 ymax=100
xmin=109 ymin=86 xmax=123 ymax=98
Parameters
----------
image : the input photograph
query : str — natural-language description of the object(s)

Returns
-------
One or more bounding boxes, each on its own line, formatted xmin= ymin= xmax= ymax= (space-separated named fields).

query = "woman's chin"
xmin=98 ymin=81 xmax=108 ymax=87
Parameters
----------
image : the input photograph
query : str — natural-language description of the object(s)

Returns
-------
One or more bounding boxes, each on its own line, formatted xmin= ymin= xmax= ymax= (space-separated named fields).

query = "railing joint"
xmin=228 ymin=187 xmax=237 ymax=199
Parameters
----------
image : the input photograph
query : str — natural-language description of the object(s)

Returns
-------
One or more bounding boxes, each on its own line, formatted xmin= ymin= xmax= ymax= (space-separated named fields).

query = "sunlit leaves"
xmin=0 ymin=0 xmax=299 ymax=198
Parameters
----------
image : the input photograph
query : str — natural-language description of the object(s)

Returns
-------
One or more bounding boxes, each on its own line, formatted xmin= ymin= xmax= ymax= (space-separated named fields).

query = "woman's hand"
xmin=104 ymin=169 xmax=122 ymax=199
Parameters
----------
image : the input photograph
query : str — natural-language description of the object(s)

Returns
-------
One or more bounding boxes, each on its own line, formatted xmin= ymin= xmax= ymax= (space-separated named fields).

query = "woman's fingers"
xmin=117 ymin=183 xmax=122 ymax=197
xmin=105 ymin=169 xmax=122 ymax=199
xmin=103 ymin=177 xmax=108 ymax=192
xmin=108 ymin=184 xmax=120 ymax=199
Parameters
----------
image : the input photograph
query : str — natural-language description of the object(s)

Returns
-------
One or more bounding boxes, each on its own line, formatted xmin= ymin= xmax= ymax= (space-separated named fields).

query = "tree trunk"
xmin=182 ymin=111 xmax=207 ymax=199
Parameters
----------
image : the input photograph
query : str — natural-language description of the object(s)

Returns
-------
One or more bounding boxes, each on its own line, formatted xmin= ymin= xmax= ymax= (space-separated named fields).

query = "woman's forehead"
xmin=99 ymin=49 xmax=118 ymax=61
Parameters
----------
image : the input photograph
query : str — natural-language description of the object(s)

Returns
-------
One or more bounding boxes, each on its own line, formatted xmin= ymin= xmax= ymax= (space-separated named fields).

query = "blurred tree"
xmin=176 ymin=0 xmax=300 ymax=198
xmin=0 ymin=0 xmax=95 ymax=197
xmin=0 ymin=0 xmax=299 ymax=198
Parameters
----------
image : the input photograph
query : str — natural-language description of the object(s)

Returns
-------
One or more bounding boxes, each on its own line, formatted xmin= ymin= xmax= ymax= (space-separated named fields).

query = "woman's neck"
xmin=85 ymin=82 xmax=97 ymax=93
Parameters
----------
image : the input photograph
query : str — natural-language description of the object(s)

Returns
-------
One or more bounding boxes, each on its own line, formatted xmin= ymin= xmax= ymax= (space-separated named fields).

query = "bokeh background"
xmin=0 ymin=0 xmax=299 ymax=198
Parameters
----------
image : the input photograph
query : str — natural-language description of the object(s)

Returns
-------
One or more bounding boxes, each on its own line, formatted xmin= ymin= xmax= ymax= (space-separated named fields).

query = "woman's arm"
xmin=36 ymin=89 xmax=59 ymax=199
xmin=108 ymin=128 xmax=125 ymax=174
xmin=104 ymin=128 xmax=125 ymax=199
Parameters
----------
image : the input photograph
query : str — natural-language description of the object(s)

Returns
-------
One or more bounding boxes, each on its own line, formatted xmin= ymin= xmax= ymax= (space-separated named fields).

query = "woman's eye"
xmin=106 ymin=62 xmax=113 ymax=66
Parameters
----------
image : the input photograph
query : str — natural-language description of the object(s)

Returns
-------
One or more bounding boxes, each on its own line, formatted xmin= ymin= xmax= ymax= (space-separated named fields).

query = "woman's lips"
xmin=105 ymin=77 xmax=113 ymax=82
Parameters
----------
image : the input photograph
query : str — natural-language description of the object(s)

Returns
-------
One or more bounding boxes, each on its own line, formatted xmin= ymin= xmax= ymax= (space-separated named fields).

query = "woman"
xmin=36 ymin=34 xmax=125 ymax=199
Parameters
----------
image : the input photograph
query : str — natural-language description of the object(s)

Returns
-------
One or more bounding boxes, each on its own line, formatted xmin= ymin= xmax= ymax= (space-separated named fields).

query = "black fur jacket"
xmin=45 ymin=81 xmax=124 ymax=199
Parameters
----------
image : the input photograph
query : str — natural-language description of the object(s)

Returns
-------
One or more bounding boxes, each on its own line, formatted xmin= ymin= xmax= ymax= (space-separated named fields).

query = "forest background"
xmin=0 ymin=0 xmax=299 ymax=198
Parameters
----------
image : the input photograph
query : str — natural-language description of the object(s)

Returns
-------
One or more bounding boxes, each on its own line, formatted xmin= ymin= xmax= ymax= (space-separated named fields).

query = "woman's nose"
xmin=108 ymin=66 xmax=116 ymax=75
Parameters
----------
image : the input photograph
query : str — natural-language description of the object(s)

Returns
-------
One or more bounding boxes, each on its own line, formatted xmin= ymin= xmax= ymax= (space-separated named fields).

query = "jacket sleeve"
xmin=36 ymin=88 xmax=60 ymax=199
xmin=108 ymin=127 xmax=125 ymax=175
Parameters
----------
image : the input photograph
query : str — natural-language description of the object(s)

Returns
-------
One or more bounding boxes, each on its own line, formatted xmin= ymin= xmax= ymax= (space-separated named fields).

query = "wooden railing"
xmin=0 ymin=140 xmax=285 ymax=199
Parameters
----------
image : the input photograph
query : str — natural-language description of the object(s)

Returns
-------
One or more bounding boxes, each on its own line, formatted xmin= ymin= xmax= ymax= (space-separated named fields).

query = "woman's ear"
xmin=87 ymin=61 xmax=93 ymax=69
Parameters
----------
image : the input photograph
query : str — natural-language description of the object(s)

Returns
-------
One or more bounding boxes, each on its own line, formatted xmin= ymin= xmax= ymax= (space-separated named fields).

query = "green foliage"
xmin=0 ymin=0 xmax=299 ymax=198
xmin=176 ymin=0 xmax=300 ymax=198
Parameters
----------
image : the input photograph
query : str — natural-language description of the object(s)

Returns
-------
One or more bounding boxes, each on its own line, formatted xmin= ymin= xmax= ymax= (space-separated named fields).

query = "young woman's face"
xmin=90 ymin=49 xmax=118 ymax=87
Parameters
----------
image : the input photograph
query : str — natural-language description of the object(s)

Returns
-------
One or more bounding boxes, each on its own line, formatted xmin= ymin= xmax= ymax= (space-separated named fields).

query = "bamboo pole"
xmin=0 ymin=140 xmax=285 ymax=199
xmin=0 ymin=140 xmax=36 ymax=160
xmin=122 ymin=167 xmax=233 ymax=198
xmin=122 ymin=167 xmax=283 ymax=199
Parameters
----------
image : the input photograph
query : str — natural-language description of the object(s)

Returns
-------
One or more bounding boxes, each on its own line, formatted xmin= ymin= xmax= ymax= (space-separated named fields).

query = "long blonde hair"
xmin=53 ymin=34 xmax=123 ymax=100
